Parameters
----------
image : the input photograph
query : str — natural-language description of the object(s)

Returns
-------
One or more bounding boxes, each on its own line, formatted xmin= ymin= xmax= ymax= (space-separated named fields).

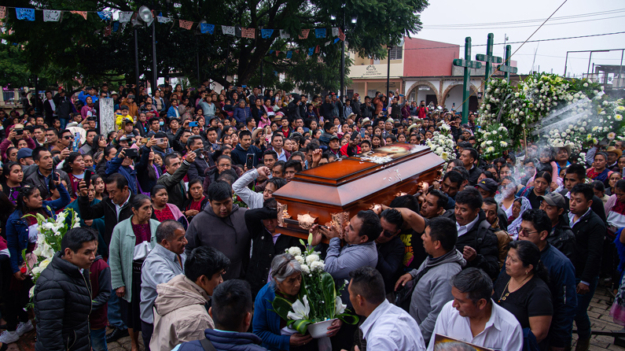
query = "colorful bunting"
xmin=97 ymin=11 xmax=112 ymax=21
xmin=315 ymin=45 xmax=320 ymax=53
xmin=280 ymin=29 xmax=290 ymax=39
xmin=295 ymin=49 xmax=300 ymax=54
xmin=275 ymin=50 xmax=280 ymax=57
xmin=16 ymin=8 xmax=35 ymax=21
xmin=179 ymin=20 xmax=193 ymax=30
xmin=43 ymin=9 xmax=62 ymax=22
xmin=308 ymin=47 xmax=314 ymax=55
xmin=71 ymin=11 xmax=87 ymax=20
xmin=119 ymin=11 xmax=133 ymax=23
xmin=324 ymin=41 xmax=331 ymax=46
xmin=200 ymin=23 xmax=215 ymax=34
xmin=157 ymin=15 xmax=173 ymax=23
xmin=315 ymin=28 xmax=326 ymax=38
xmin=286 ymin=51 xmax=293 ymax=59
xmin=332 ymin=27 xmax=339 ymax=37
xmin=338 ymin=28 xmax=345 ymax=41
xmin=261 ymin=29 xmax=274 ymax=39
xmin=241 ymin=27 xmax=255 ymax=39
xmin=269 ymin=50 xmax=274 ymax=54
xmin=334 ymin=38 xmax=340 ymax=44
xmin=0 ymin=6 xmax=6 ymax=19
xmin=299 ymin=29 xmax=310 ymax=39
xmin=112 ymin=21 xmax=120 ymax=32
xmin=222 ymin=25 xmax=235 ymax=36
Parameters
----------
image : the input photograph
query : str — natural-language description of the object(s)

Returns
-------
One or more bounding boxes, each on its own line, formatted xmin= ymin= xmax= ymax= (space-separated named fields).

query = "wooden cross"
xmin=453 ymin=37 xmax=482 ymax=124
xmin=476 ymin=33 xmax=502 ymax=93
xmin=497 ymin=45 xmax=518 ymax=82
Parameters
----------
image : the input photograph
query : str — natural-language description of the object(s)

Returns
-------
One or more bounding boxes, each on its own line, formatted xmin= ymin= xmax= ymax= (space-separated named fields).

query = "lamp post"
xmin=386 ymin=46 xmax=392 ymax=99
xmin=134 ymin=28 xmax=140 ymax=87
xmin=334 ymin=8 xmax=356 ymax=101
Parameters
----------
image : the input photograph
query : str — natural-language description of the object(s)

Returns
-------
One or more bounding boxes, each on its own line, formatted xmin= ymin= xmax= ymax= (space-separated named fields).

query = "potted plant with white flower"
xmin=271 ymin=234 xmax=358 ymax=338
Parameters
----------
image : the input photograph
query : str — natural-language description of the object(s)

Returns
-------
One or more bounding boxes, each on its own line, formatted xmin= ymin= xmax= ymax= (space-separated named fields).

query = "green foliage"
xmin=2 ymin=0 xmax=427 ymax=92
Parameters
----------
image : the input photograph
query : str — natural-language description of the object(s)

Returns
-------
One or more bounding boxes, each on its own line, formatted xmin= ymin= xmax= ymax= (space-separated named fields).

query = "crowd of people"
xmin=0 ymin=81 xmax=624 ymax=351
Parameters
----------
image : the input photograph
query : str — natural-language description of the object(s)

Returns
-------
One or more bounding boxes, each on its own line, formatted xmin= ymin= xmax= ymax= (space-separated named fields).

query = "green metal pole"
xmin=504 ymin=45 xmax=512 ymax=82
xmin=484 ymin=33 xmax=494 ymax=93
xmin=462 ymin=37 xmax=472 ymax=125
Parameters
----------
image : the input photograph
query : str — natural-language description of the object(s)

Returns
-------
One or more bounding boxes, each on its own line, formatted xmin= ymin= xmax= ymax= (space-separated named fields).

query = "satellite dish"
xmin=138 ymin=6 xmax=154 ymax=26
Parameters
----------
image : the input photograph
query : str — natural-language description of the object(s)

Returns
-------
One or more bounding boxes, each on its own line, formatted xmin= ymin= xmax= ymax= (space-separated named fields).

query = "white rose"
xmin=288 ymin=247 xmax=302 ymax=257
xmin=305 ymin=254 xmax=320 ymax=264
xmin=310 ymin=261 xmax=325 ymax=272
xmin=294 ymin=256 xmax=305 ymax=264
xmin=300 ymin=264 xmax=310 ymax=274
xmin=583 ymin=82 xmax=589 ymax=87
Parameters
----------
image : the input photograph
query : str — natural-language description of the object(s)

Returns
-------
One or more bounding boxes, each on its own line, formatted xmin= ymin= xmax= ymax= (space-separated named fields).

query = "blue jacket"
xmin=167 ymin=106 xmax=180 ymax=119
xmin=231 ymin=144 xmax=265 ymax=169
xmin=253 ymin=283 xmax=290 ymax=351
xmin=175 ymin=329 xmax=266 ymax=351
xmin=540 ymin=243 xmax=578 ymax=348
xmin=77 ymin=91 xmax=98 ymax=105
xmin=234 ymin=106 xmax=252 ymax=124
xmin=6 ymin=183 xmax=71 ymax=273
xmin=105 ymin=157 xmax=138 ymax=195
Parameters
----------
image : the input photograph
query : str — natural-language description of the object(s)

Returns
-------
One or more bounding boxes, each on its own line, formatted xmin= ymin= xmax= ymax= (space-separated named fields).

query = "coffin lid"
xmin=273 ymin=144 xmax=444 ymax=207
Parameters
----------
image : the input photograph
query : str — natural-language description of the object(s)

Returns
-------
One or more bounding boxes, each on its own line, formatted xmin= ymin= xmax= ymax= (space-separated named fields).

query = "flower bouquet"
xmin=476 ymin=123 xmax=511 ymax=161
xmin=23 ymin=207 xmax=80 ymax=299
xmin=271 ymin=234 xmax=358 ymax=337
xmin=426 ymin=123 xmax=456 ymax=171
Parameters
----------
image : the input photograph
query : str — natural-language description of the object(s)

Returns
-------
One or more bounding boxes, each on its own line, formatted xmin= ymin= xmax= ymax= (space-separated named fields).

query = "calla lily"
xmin=335 ymin=296 xmax=346 ymax=315
xmin=287 ymin=295 xmax=310 ymax=320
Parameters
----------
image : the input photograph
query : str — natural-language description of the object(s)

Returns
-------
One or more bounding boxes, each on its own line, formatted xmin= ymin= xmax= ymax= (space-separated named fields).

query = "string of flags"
xmin=0 ymin=5 xmax=347 ymax=58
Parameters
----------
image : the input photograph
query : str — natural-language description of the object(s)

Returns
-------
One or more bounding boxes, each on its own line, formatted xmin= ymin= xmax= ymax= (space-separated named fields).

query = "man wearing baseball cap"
xmin=17 ymin=148 xmax=34 ymax=166
xmin=538 ymin=192 xmax=576 ymax=260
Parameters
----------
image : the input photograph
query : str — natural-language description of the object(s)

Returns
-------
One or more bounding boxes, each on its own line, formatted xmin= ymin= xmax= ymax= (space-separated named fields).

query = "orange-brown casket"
xmin=272 ymin=144 xmax=444 ymax=242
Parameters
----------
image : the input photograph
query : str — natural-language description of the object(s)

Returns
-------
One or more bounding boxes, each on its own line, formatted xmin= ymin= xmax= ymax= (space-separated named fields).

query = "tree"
xmin=2 ymin=0 xmax=427 ymax=92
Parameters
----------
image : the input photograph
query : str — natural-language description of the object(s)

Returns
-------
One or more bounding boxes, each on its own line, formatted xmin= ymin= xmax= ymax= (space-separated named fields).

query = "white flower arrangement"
xmin=427 ymin=123 xmax=456 ymax=170
xmin=25 ymin=208 xmax=80 ymax=299
xmin=476 ymin=122 xmax=511 ymax=161
xmin=271 ymin=234 xmax=358 ymax=335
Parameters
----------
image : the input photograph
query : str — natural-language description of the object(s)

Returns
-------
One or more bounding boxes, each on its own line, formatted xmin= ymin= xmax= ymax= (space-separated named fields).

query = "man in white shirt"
xmin=428 ymin=268 xmax=523 ymax=351
xmin=348 ymin=267 xmax=426 ymax=351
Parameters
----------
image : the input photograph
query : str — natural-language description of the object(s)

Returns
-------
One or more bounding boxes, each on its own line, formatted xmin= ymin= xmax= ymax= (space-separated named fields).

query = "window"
xmin=389 ymin=46 xmax=402 ymax=60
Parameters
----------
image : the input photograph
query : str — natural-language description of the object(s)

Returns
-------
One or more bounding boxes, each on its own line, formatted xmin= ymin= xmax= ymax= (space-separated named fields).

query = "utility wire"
xmin=402 ymin=31 xmax=625 ymax=51
xmin=425 ymin=8 xmax=625 ymax=28
xmin=424 ymin=14 xmax=625 ymax=30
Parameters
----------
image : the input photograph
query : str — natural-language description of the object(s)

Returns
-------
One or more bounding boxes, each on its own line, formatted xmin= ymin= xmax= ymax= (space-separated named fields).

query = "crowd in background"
xmin=0 ymin=81 xmax=623 ymax=351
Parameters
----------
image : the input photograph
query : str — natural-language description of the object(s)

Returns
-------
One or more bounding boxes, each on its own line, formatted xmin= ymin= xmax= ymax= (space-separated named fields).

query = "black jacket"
xmin=559 ymin=189 xmax=607 ymax=223
xmin=78 ymin=194 xmax=135 ymax=247
xmin=376 ymin=235 xmax=406 ymax=294
xmin=467 ymin=166 xmax=483 ymax=186
xmin=34 ymin=252 xmax=92 ymax=351
xmin=244 ymin=207 xmax=305 ymax=298
xmin=570 ymin=209 xmax=606 ymax=282
xmin=444 ymin=210 xmax=500 ymax=280
xmin=547 ymin=216 xmax=577 ymax=262
xmin=187 ymin=151 xmax=210 ymax=183
xmin=361 ymin=104 xmax=374 ymax=118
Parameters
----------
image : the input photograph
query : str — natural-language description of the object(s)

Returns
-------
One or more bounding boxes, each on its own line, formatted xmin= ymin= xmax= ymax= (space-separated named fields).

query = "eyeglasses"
xmin=519 ymin=228 xmax=538 ymax=236
xmin=63 ymin=136 xmax=74 ymax=140
xmin=382 ymin=229 xmax=397 ymax=238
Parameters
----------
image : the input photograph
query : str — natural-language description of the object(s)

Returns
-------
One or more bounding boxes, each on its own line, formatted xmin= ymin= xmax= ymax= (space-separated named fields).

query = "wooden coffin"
xmin=272 ymin=144 xmax=444 ymax=242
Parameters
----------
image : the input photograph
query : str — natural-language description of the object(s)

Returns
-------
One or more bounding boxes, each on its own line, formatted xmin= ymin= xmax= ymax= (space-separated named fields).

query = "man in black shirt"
xmin=568 ymin=184 xmax=606 ymax=350
xmin=459 ymin=148 xmax=482 ymax=186
xmin=374 ymin=209 xmax=405 ymax=296
xmin=537 ymin=192 xmax=576 ymax=261
xmin=559 ymin=164 xmax=607 ymax=222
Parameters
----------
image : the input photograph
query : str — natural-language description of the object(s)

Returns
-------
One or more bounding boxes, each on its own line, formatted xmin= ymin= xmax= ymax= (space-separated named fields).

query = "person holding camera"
xmin=105 ymin=148 xmax=139 ymax=195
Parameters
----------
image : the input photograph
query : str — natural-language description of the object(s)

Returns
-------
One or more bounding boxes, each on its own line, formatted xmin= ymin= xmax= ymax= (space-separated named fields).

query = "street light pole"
xmin=386 ymin=46 xmax=391 ymax=99
xmin=134 ymin=28 xmax=140 ymax=87
xmin=152 ymin=19 xmax=158 ymax=92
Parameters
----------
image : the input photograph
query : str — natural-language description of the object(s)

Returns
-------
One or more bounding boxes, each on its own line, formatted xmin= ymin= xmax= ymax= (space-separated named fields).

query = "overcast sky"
xmin=413 ymin=0 xmax=624 ymax=78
